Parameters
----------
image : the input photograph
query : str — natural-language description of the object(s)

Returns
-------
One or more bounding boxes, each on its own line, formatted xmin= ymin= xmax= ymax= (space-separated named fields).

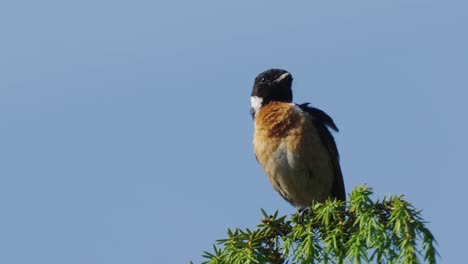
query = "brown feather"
xmin=253 ymin=102 xmax=337 ymax=207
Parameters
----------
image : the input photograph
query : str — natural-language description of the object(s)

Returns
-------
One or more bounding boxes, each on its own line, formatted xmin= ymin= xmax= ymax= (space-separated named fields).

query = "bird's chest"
xmin=253 ymin=127 xmax=305 ymax=178
xmin=253 ymin=103 xmax=306 ymax=175
xmin=253 ymin=103 xmax=334 ymax=206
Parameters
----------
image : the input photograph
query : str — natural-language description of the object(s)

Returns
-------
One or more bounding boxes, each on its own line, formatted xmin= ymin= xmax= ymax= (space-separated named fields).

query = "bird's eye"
xmin=260 ymin=77 xmax=266 ymax=83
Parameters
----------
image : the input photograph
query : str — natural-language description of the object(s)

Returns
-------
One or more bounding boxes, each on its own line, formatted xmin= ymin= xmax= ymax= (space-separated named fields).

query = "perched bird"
xmin=251 ymin=69 xmax=345 ymax=208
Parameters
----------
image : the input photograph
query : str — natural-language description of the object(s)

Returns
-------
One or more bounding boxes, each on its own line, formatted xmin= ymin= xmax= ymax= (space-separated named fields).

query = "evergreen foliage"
xmin=200 ymin=185 xmax=437 ymax=264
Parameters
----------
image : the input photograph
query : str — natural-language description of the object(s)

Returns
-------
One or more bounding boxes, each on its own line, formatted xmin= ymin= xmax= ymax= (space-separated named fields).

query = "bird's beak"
xmin=273 ymin=72 xmax=291 ymax=83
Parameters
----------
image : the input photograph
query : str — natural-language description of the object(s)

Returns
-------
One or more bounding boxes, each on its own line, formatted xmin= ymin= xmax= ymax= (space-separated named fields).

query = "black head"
xmin=250 ymin=69 xmax=293 ymax=117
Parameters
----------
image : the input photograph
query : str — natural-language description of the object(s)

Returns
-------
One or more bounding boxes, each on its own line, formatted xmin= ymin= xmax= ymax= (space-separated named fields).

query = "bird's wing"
xmin=298 ymin=103 xmax=346 ymax=201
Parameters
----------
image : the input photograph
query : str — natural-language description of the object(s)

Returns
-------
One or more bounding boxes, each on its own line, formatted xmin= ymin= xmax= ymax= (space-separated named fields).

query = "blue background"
xmin=1 ymin=0 xmax=466 ymax=263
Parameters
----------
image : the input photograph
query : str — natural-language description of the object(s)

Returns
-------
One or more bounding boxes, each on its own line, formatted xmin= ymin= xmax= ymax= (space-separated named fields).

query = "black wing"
xmin=298 ymin=103 xmax=346 ymax=201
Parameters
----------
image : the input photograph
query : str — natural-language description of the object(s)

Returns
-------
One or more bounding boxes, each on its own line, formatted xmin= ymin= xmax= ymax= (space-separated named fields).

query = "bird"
xmin=250 ymin=68 xmax=345 ymax=208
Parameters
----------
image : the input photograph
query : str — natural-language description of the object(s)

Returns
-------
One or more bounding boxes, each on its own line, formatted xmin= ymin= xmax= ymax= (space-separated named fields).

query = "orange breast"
xmin=253 ymin=102 xmax=334 ymax=207
xmin=253 ymin=102 xmax=303 ymax=167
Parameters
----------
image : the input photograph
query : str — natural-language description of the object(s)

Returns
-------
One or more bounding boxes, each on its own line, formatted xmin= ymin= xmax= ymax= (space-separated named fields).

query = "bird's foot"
xmin=297 ymin=207 xmax=312 ymax=224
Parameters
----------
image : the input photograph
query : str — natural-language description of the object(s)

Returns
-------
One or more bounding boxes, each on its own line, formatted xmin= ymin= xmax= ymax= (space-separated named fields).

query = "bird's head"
xmin=250 ymin=68 xmax=293 ymax=118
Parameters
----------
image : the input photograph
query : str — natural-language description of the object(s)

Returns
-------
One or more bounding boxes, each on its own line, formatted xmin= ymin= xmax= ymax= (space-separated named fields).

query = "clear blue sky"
xmin=1 ymin=1 xmax=466 ymax=263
